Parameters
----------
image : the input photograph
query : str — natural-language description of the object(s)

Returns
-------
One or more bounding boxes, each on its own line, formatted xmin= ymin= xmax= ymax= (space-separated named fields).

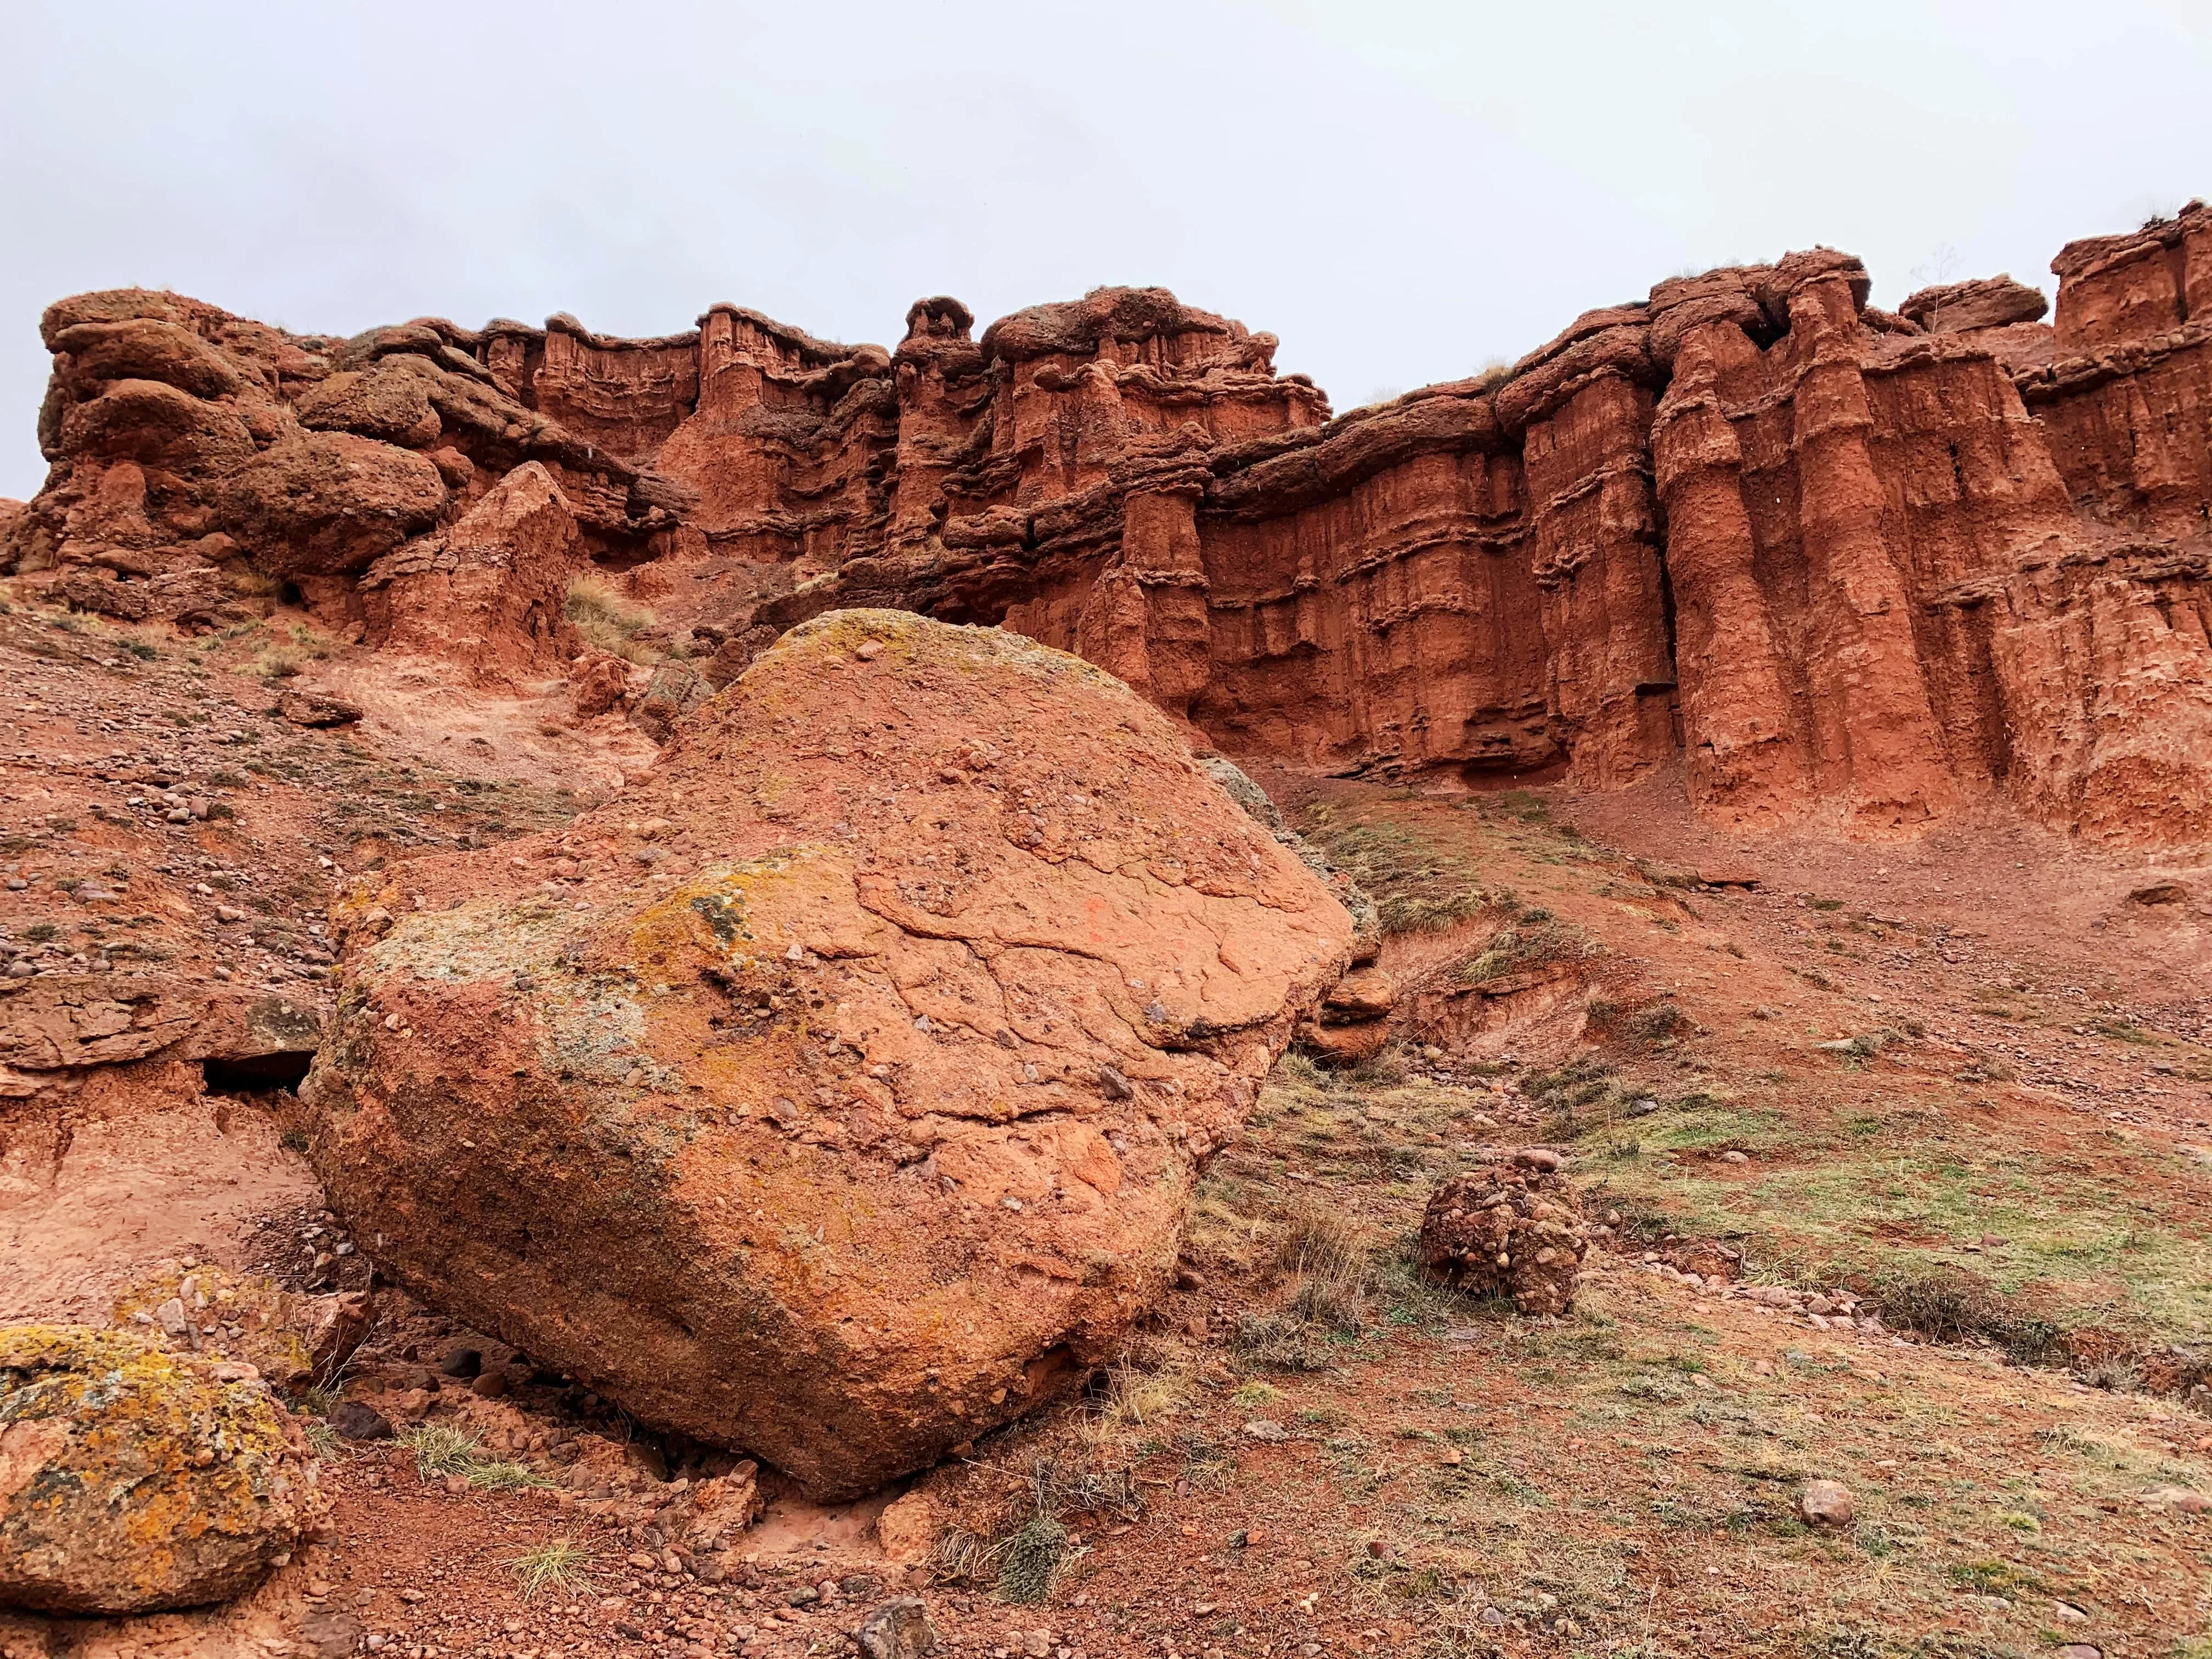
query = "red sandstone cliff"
xmin=9 ymin=201 xmax=2211 ymax=842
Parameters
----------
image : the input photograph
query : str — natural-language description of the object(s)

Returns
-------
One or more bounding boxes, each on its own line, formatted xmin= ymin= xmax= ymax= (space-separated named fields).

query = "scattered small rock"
xmin=855 ymin=1595 xmax=937 ymax=1658
xmin=1798 ymin=1479 xmax=1856 ymax=1528
xmin=330 ymin=1400 xmax=394 ymax=1441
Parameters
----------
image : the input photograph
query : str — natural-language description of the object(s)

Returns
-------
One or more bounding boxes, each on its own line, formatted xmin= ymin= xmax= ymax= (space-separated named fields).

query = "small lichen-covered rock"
xmin=0 ymin=1325 xmax=325 ymax=1614
xmin=305 ymin=609 xmax=1354 ymax=1499
xmin=110 ymin=1267 xmax=370 ymax=1391
xmin=1418 ymin=1165 xmax=1590 ymax=1316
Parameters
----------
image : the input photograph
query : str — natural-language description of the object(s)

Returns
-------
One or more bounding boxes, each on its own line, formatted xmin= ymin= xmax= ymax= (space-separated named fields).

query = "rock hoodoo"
xmin=302 ymin=609 xmax=1354 ymax=1499
xmin=11 ymin=198 xmax=2211 ymax=844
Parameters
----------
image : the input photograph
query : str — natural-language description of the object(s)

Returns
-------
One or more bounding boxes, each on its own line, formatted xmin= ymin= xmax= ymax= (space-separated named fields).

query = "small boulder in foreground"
xmin=0 ymin=1325 xmax=324 ymax=1614
xmin=1798 ymin=1478 xmax=1857 ymax=1528
xmin=1418 ymin=1161 xmax=1592 ymax=1316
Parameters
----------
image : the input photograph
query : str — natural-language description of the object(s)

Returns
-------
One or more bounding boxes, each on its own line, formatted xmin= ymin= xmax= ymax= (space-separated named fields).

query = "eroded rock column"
xmin=1651 ymin=324 xmax=1812 ymax=819
xmin=1785 ymin=273 xmax=1954 ymax=827
xmin=1523 ymin=374 xmax=1676 ymax=786
xmin=1075 ymin=484 xmax=1212 ymax=721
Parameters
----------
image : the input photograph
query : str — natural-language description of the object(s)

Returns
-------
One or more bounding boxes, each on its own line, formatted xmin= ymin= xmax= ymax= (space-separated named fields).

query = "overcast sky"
xmin=6 ymin=0 xmax=2208 ymax=500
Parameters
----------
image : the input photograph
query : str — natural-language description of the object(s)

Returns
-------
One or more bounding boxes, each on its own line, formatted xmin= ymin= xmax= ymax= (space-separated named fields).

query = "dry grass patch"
xmin=565 ymin=575 xmax=659 ymax=663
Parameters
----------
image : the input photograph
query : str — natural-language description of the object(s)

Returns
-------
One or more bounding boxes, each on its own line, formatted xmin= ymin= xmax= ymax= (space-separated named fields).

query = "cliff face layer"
xmin=10 ymin=201 xmax=2211 ymax=842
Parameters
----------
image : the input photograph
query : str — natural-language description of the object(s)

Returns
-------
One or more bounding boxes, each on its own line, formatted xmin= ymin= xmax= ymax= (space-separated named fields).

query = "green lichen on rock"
xmin=0 ymin=1324 xmax=324 ymax=1614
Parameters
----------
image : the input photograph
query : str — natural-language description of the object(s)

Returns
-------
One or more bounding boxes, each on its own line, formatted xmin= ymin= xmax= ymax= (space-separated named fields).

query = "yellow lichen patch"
xmin=0 ymin=1324 xmax=323 ymax=1615
xmin=108 ymin=1265 xmax=336 ymax=1390
xmin=623 ymin=848 xmax=841 ymax=976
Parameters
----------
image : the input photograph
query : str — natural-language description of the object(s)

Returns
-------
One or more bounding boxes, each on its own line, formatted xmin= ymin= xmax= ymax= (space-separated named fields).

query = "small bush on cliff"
xmin=565 ymin=576 xmax=657 ymax=663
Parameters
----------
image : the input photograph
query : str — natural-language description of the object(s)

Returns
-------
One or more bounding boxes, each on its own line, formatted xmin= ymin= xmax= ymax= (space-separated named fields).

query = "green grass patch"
xmin=1573 ymin=1104 xmax=2212 ymax=1341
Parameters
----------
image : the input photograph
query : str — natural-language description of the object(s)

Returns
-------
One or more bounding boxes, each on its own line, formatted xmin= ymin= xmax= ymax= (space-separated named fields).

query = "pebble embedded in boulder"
xmin=1798 ymin=1478 xmax=1857 ymax=1528
xmin=1418 ymin=1163 xmax=1591 ymax=1316
xmin=0 ymin=1325 xmax=325 ymax=1614
xmin=304 ymin=610 xmax=1354 ymax=1500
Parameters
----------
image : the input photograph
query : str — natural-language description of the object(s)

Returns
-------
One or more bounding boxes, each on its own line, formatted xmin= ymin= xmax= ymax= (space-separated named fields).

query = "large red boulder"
xmin=304 ymin=610 xmax=1353 ymax=1498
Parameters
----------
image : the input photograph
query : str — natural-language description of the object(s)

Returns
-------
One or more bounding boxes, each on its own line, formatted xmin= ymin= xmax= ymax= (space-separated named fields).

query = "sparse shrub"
xmin=1238 ymin=1203 xmax=1377 ymax=1370
xmin=1277 ymin=1203 xmax=1373 ymax=1332
xmin=1344 ymin=1045 xmax=1408 ymax=1088
xmin=995 ymin=1513 xmax=1071 ymax=1603
xmin=2081 ymin=1357 xmax=2143 ymax=1392
xmin=1587 ymin=998 xmax=1688 ymax=1049
xmin=1944 ymin=1559 xmax=2045 ymax=1597
xmin=1472 ymin=358 xmax=1514 ymax=392
xmin=1522 ymin=1054 xmax=1617 ymax=1119
xmin=1028 ymin=1457 xmax=1139 ymax=1521
xmin=1455 ymin=916 xmax=1588 ymax=985
xmin=1864 ymin=1264 xmax=2063 ymax=1364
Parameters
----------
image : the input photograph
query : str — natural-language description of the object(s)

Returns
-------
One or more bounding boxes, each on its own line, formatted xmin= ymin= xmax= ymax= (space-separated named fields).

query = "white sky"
xmin=5 ymin=0 xmax=2208 ymax=501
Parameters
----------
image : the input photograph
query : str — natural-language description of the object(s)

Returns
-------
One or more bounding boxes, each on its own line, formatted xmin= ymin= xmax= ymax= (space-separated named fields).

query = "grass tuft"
xmin=399 ymin=1421 xmax=554 ymax=1489
xmin=510 ymin=1539 xmax=594 ymax=1601
xmin=402 ymin=1421 xmax=482 ymax=1477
